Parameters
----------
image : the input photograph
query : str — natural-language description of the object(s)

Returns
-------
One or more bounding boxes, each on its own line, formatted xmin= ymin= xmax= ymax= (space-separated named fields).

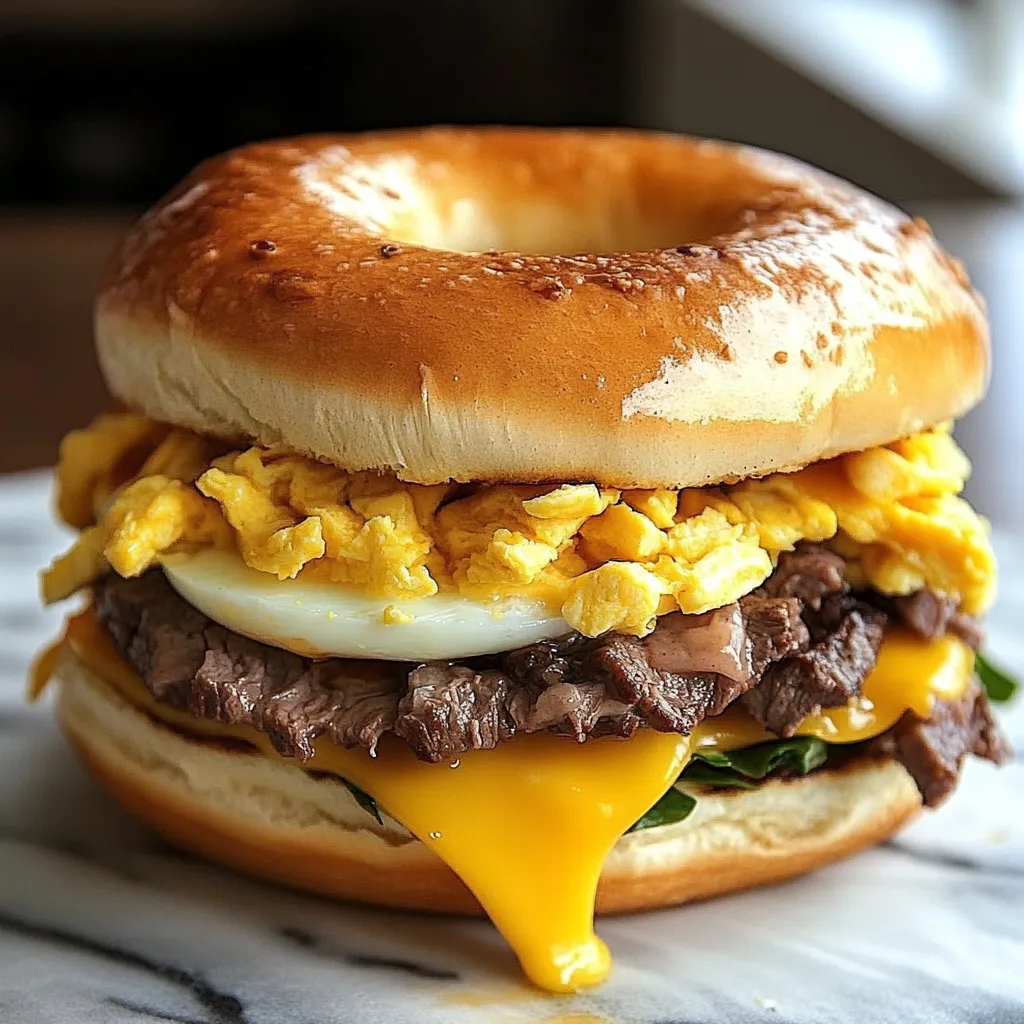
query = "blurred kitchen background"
xmin=2 ymin=0 xmax=1023 ymax=526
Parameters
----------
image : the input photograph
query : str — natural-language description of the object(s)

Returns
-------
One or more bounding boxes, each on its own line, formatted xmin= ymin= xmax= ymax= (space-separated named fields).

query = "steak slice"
xmin=591 ymin=634 xmax=738 ymax=734
xmin=866 ymin=683 xmax=1011 ymax=806
xmin=741 ymin=599 xmax=887 ymax=736
xmin=95 ymin=570 xmax=209 ymax=703
xmin=892 ymin=589 xmax=955 ymax=640
xmin=579 ymin=596 xmax=808 ymax=735
xmin=883 ymin=589 xmax=984 ymax=650
xmin=501 ymin=634 xmax=632 ymax=739
xmin=739 ymin=594 xmax=810 ymax=675
xmin=395 ymin=664 xmax=530 ymax=763
xmin=641 ymin=603 xmax=750 ymax=681
xmin=761 ymin=544 xmax=846 ymax=610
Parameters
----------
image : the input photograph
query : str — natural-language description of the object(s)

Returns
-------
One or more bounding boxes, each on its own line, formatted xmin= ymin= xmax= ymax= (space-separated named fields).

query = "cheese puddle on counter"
xmin=35 ymin=612 xmax=974 ymax=993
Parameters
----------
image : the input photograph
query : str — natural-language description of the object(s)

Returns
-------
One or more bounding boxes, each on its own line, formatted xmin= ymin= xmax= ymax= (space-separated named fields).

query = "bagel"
xmin=35 ymin=127 xmax=1007 ymax=995
xmin=95 ymin=127 xmax=988 ymax=488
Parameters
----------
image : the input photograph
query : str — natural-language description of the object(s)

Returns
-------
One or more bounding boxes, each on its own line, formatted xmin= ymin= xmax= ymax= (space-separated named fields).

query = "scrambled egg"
xmin=42 ymin=415 xmax=996 ymax=637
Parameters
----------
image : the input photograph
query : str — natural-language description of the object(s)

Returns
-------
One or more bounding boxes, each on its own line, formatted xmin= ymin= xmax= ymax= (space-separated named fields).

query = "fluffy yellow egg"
xmin=43 ymin=413 xmax=997 ymax=645
xmin=561 ymin=562 xmax=663 ymax=637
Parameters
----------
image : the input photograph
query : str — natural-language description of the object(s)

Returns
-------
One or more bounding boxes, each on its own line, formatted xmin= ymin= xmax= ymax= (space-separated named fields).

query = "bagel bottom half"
xmin=53 ymin=647 xmax=922 ymax=916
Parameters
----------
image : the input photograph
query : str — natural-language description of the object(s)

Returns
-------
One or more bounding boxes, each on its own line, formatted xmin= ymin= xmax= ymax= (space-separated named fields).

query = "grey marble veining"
xmin=1 ymin=470 xmax=1022 ymax=1024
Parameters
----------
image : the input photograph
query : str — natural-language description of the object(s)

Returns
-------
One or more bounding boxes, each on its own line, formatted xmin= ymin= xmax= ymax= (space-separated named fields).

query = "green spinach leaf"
xmin=627 ymin=737 xmax=829 ymax=832
xmin=627 ymin=788 xmax=697 ymax=833
xmin=976 ymin=652 xmax=1019 ymax=703
xmin=687 ymin=736 xmax=828 ymax=780
xmin=679 ymin=762 xmax=759 ymax=790
xmin=342 ymin=779 xmax=384 ymax=825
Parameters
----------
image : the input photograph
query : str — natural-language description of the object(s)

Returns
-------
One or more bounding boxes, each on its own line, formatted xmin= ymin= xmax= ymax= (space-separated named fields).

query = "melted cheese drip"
xmin=32 ymin=613 xmax=973 ymax=992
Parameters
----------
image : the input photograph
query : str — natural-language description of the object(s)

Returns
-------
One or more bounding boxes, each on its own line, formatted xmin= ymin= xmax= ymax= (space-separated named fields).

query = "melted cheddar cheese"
xmin=34 ymin=612 xmax=974 ymax=993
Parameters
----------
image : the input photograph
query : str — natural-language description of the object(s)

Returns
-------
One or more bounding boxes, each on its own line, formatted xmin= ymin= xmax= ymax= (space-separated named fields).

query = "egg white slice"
xmin=162 ymin=550 xmax=571 ymax=661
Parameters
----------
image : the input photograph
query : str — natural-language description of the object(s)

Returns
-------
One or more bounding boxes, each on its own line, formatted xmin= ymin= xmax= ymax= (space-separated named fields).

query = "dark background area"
xmin=1 ymin=0 xmax=1021 ymax=526
xmin=0 ymin=1 xmax=627 ymax=210
xmin=0 ymin=0 xmax=996 ymax=212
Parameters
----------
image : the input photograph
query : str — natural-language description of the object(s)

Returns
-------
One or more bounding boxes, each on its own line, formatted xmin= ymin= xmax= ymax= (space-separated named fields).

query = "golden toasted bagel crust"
xmin=95 ymin=127 xmax=989 ymax=488
xmin=56 ymin=647 xmax=922 ymax=915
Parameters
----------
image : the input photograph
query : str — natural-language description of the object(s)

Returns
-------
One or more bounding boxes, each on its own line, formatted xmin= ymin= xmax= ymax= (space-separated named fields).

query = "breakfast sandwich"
xmin=33 ymin=128 xmax=1015 ymax=993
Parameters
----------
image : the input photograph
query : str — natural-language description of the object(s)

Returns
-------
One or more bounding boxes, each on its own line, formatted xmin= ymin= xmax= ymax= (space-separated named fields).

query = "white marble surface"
xmin=1 ymin=469 xmax=1022 ymax=1024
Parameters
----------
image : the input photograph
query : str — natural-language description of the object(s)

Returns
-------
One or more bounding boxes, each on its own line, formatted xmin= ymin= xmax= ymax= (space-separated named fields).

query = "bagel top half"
xmin=95 ymin=127 xmax=988 ymax=488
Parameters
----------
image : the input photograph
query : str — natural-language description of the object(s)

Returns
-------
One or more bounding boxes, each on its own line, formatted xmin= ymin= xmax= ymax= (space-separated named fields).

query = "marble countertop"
xmin=2 ymin=470 xmax=1023 ymax=1024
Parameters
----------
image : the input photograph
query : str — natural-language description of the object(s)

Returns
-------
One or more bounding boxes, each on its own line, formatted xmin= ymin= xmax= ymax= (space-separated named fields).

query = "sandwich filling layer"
xmin=37 ymin=412 xmax=1012 ymax=995
xmin=87 ymin=543 xmax=1000 ymax=805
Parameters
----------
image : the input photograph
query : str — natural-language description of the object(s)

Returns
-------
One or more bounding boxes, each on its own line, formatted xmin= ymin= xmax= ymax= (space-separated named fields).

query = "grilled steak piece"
xmin=865 ymin=681 xmax=1011 ymax=806
xmin=741 ymin=599 xmax=887 ymax=737
xmin=888 ymin=589 xmax=985 ymax=650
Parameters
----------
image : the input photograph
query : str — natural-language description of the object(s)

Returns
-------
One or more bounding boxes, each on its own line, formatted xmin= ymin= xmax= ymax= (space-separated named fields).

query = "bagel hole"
xmin=386 ymin=197 xmax=729 ymax=256
xmin=301 ymin=149 xmax=750 ymax=256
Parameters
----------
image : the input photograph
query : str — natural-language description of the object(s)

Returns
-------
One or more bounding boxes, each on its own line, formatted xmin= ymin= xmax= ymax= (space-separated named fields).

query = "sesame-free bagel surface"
xmin=96 ymin=127 xmax=989 ymax=487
